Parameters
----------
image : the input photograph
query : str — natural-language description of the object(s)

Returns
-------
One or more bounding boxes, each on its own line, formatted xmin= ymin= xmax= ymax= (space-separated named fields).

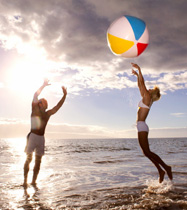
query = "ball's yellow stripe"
xmin=107 ymin=33 xmax=134 ymax=54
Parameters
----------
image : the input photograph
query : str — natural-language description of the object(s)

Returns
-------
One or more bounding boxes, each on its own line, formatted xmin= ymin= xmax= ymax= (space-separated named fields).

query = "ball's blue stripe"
xmin=125 ymin=15 xmax=146 ymax=41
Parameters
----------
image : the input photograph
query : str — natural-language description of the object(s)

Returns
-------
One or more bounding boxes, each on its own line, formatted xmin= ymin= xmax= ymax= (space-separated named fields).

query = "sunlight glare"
xmin=8 ymin=59 xmax=47 ymax=94
xmin=8 ymin=137 xmax=26 ymax=163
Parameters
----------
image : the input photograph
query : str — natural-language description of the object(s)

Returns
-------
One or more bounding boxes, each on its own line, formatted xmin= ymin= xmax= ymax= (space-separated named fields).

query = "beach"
xmin=0 ymin=137 xmax=186 ymax=209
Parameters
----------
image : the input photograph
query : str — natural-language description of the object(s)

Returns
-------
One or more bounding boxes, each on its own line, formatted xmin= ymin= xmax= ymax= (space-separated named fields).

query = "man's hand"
xmin=43 ymin=79 xmax=51 ymax=87
xmin=62 ymin=86 xmax=67 ymax=96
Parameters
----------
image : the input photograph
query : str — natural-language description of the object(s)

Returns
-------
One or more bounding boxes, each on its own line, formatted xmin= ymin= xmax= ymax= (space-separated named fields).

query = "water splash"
xmin=145 ymin=179 xmax=174 ymax=194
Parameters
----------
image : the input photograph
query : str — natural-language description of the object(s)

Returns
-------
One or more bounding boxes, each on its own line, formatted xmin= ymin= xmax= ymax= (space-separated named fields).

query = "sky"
xmin=0 ymin=0 xmax=186 ymax=139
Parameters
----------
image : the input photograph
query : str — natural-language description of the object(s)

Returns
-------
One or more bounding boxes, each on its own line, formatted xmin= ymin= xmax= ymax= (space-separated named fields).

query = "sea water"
xmin=0 ymin=138 xmax=186 ymax=209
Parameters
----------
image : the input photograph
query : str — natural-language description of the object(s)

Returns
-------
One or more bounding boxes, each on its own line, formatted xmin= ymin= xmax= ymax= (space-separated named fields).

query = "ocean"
xmin=0 ymin=137 xmax=186 ymax=210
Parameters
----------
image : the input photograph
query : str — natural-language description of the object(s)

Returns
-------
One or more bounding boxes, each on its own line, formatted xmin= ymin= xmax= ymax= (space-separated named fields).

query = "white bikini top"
xmin=138 ymin=99 xmax=152 ymax=109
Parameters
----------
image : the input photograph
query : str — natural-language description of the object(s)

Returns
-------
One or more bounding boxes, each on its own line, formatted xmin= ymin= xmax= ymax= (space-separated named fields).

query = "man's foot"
xmin=23 ymin=181 xmax=28 ymax=188
xmin=31 ymin=181 xmax=37 ymax=186
xmin=166 ymin=166 xmax=173 ymax=180
xmin=159 ymin=170 xmax=165 ymax=183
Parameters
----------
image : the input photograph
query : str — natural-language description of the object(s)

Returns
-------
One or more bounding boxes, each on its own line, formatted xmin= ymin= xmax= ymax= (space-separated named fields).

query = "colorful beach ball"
xmin=107 ymin=15 xmax=149 ymax=58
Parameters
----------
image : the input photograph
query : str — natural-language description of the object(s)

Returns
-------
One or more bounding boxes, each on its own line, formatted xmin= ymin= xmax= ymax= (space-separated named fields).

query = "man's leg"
xmin=31 ymin=155 xmax=42 ymax=185
xmin=23 ymin=154 xmax=33 ymax=186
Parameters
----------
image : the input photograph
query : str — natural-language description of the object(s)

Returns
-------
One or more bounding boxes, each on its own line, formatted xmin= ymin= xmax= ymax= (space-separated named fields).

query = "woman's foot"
xmin=166 ymin=166 xmax=173 ymax=180
xmin=159 ymin=170 xmax=165 ymax=183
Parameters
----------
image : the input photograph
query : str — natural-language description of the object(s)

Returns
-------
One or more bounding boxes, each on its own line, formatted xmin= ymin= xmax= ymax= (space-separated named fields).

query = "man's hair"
xmin=39 ymin=98 xmax=48 ymax=109
xmin=151 ymin=86 xmax=161 ymax=102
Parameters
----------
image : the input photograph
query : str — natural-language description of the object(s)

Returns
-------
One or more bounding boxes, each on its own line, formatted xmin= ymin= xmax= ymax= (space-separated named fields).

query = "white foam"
xmin=145 ymin=179 xmax=174 ymax=194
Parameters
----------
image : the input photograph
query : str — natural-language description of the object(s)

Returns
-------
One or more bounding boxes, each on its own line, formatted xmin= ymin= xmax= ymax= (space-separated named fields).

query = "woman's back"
xmin=137 ymin=97 xmax=152 ymax=121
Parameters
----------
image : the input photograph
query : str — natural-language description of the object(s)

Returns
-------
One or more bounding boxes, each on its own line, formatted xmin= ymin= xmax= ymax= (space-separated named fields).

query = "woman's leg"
xmin=138 ymin=132 xmax=171 ymax=183
xmin=138 ymin=132 xmax=172 ymax=181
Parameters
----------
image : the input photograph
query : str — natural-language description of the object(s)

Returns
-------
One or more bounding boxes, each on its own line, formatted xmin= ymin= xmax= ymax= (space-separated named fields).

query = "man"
xmin=23 ymin=79 xmax=67 ymax=186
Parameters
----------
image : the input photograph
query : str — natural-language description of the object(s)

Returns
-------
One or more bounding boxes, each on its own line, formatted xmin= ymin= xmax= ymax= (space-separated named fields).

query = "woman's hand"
xmin=132 ymin=69 xmax=138 ymax=76
xmin=131 ymin=63 xmax=140 ymax=70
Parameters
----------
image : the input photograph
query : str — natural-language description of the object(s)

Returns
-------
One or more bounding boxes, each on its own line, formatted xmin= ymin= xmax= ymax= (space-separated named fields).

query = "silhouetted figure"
xmin=23 ymin=79 xmax=67 ymax=186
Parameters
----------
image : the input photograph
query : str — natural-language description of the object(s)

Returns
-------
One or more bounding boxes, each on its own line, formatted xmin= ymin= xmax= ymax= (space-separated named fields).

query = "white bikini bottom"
xmin=137 ymin=121 xmax=149 ymax=133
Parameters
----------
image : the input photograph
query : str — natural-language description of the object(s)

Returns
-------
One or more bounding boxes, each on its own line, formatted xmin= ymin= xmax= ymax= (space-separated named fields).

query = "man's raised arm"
xmin=33 ymin=79 xmax=50 ymax=103
xmin=47 ymin=86 xmax=67 ymax=116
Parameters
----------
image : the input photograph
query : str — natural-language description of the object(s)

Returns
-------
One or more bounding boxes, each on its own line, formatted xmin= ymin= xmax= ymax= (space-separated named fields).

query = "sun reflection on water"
xmin=1 ymin=138 xmax=187 ymax=209
xmin=0 ymin=137 xmax=54 ymax=209
xmin=3 ymin=138 xmax=52 ymax=184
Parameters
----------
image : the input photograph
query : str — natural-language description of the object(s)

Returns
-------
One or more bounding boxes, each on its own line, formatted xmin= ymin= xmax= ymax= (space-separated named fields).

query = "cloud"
xmin=0 ymin=118 xmax=29 ymax=138
xmin=0 ymin=117 xmax=28 ymax=124
xmin=0 ymin=118 xmax=115 ymax=139
xmin=0 ymin=0 xmax=186 ymax=94
xmin=170 ymin=113 xmax=187 ymax=118
xmin=0 ymin=82 xmax=4 ymax=88
xmin=0 ymin=118 xmax=186 ymax=139
xmin=145 ymin=70 xmax=187 ymax=93
xmin=149 ymin=127 xmax=187 ymax=138
xmin=46 ymin=123 xmax=114 ymax=139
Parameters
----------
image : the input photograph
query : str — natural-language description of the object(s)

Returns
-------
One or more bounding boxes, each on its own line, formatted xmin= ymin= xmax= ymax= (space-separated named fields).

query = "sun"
xmin=8 ymin=57 xmax=50 ymax=95
xmin=6 ymin=54 xmax=69 ymax=102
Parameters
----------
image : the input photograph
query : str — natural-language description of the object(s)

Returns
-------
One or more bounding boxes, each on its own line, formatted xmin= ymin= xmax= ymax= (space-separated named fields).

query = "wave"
xmin=2 ymin=182 xmax=187 ymax=210
xmin=45 ymin=140 xmax=132 ymax=154
xmin=68 ymin=147 xmax=131 ymax=153
xmin=54 ymin=147 xmax=132 ymax=154
xmin=50 ymin=184 xmax=187 ymax=210
xmin=94 ymin=160 xmax=124 ymax=164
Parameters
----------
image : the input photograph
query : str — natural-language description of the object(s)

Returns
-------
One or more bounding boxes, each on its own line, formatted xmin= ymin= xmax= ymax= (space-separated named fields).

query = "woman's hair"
xmin=151 ymin=86 xmax=161 ymax=102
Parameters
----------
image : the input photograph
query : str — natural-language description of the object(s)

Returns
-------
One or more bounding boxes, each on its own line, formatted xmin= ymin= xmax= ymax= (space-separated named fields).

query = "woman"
xmin=132 ymin=63 xmax=173 ymax=183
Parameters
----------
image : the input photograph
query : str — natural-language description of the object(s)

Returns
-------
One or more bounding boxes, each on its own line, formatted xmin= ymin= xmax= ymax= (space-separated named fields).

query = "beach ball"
xmin=107 ymin=15 xmax=149 ymax=58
